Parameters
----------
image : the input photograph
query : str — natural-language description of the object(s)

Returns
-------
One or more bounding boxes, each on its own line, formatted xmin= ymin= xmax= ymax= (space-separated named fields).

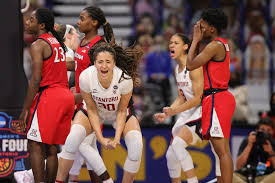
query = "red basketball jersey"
xmin=38 ymin=33 xmax=68 ymax=88
xmin=203 ymin=38 xmax=230 ymax=90
xmin=74 ymin=35 xmax=103 ymax=93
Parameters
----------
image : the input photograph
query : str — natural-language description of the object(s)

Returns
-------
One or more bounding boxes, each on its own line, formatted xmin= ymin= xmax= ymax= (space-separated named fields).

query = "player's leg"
xmin=209 ymin=141 xmax=222 ymax=182
xmin=171 ymin=126 xmax=198 ymax=183
xmin=87 ymin=134 xmax=103 ymax=183
xmin=56 ymin=111 xmax=92 ymax=182
xmin=121 ymin=116 xmax=143 ymax=183
xmin=28 ymin=140 xmax=45 ymax=183
xmin=210 ymin=137 xmax=233 ymax=183
xmin=68 ymin=150 xmax=84 ymax=182
xmin=79 ymin=133 xmax=113 ymax=183
xmin=45 ymin=144 xmax=59 ymax=183
xmin=166 ymin=144 xmax=181 ymax=183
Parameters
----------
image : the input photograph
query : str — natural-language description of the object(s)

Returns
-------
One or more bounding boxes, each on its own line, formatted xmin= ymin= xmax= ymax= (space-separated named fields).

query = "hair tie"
xmin=103 ymin=22 xmax=108 ymax=26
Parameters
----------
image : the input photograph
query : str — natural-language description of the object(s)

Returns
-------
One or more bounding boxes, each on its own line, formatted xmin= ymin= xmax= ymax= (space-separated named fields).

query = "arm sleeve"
xmin=79 ymin=69 xmax=91 ymax=93
xmin=120 ymin=78 xmax=133 ymax=95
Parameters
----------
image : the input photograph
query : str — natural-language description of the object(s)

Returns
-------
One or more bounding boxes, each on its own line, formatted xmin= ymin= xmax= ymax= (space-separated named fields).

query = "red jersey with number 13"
xmin=74 ymin=35 xmax=103 ymax=93
xmin=38 ymin=33 xmax=68 ymax=88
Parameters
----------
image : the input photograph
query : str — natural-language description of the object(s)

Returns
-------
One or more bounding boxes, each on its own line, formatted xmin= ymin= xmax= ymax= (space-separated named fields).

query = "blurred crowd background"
xmin=22 ymin=0 xmax=275 ymax=128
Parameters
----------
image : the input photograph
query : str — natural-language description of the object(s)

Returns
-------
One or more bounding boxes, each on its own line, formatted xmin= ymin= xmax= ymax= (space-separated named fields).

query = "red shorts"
xmin=201 ymin=91 xmax=235 ymax=139
xmin=27 ymin=86 xmax=75 ymax=145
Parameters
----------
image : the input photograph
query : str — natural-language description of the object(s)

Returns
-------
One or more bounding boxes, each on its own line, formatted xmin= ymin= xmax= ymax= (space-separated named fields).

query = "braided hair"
xmin=88 ymin=43 xmax=143 ymax=86
xmin=83 ymin=6 xmax=114 ymax=43
xmin=35 ymin=8 xmax=67 ymax=52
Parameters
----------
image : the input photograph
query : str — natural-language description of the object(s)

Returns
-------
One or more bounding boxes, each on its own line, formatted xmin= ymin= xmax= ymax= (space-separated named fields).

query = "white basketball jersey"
xmin=79 ymin=66 xmax=133 ymax=125
xmin=175 ymin=65 xmax=201 ymax=123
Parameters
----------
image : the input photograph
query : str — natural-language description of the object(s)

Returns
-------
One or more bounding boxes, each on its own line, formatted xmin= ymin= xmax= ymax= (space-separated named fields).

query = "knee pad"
xmin=125 ymin=130 xmax=143 ymax=161
xmin=166 ymin=145 xmax=181 ymax=178
xmin=64 ymin=124 xmax=86 ymax=153
xmin=79 ymin=136 xmax=106 ymax=176
xmin=80 ymin=133 xmax=98 ymax=171
xmin=123 ymin=130 xmax=143 ymax=173
xmin=69 ymin=150 xmax=84 ymax=175
xmin=171 ymin=136 xmax=194 ymax=172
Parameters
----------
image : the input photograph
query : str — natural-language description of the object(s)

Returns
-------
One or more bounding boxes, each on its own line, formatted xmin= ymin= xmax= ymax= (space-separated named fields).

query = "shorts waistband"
xmin=203 ymin=88 xmax=227 ymax=97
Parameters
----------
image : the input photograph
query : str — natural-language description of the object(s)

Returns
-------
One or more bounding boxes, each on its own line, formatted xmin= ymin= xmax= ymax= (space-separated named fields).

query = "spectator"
xmin=135 ymin=0 xmax=159 ymax=23
xmin=245 ymin=10 xmax=267 ymax=43
xmin=228 ymin=39 xmax=242 ymax=72
xmin=245 ymin=35 xmax=270 ymax=82
xmin=163 ymin=13 xmax=184 ymax=46
xmin=221 ymin=3 xmax=240 ymax=42
xmin=163 ymin=0 xmax=185 ymax=20
xmin=128 ymin=13 xmax=156 ymax=47
xmin=262 ymin=92 xmax=275 ymax=138
xmin=229 ymin=71 xmax=248 ymax=123
xmin=145 ymin=35 xmax=173 ymax=108
xmin=245 ymin=0 xmax=265 ymax=18
xmin=233 ymin=117 xmax=275 ymax=183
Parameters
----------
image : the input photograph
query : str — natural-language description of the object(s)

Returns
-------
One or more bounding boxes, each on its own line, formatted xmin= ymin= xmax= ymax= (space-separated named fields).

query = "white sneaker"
xmin=14 ymin=170 xmax=26 ymax=183
xmin=14 ymin=170 xmax=34 ymax=183
xmin=23 ymin=170 xmax=34 ymax=183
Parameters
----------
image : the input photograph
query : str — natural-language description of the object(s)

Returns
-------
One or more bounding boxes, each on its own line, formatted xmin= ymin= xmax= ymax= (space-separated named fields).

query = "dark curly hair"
xmin=35 ymin=8 xmax=67 ymax=52
xmin=84 ymin=6 xmax=114 ymax=43
xmin=201 ymin=9 xmax=228 ymax=34
xmin=88 ymin=43 xmax=143 ymax=86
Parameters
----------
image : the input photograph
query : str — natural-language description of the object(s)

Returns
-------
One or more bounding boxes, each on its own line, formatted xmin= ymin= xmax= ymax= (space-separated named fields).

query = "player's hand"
xmin=11 ymin=109 xmax=28 ymax=133
xmin=154 ymin=113 xmax=167 ymax=123
xmin=110 ymin=139 xmax=121 ymax=149
xmin=70 ymin=86 xmax=76 ymax=94
xmin=163 ymin=107 xmax=174 ymax=116
xmin=193 ymin=21 xmax=204 ymax=42
xmin=100 ymin=138 xmax=114 ymax=150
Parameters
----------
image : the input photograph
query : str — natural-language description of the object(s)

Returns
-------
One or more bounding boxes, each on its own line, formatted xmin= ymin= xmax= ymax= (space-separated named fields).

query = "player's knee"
xmin=123 ymin=130 xmax=143 ymax=173
xmin=125 ymin=130 xmax=143 ymax=161
xmin=171 ymin=136 xmax=188 ymax=160
xmin=64 ymin=124 xmax=86 ymax=153
xmin=166 ymin=146 xmax=181 ymax=178
xmin=59 ymin=148 xmax=76 ymax=160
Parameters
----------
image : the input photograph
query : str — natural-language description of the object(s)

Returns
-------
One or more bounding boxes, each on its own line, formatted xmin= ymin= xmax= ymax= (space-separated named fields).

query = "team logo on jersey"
xmin=213 ymin=127 xmax=220 ymax=135
xmin=30 ymin=129 xmax=37 ymax=137
xmin=0 ymin=112 xmax=29 ymax=177
xmin=82 ymin=49 xmax=87 ymax=53
xmin=92 ymin=89 xmax=98 ymax=93
xmin=86 ymin=45 xmax=90 ymax=49
xmin=113 ymin=85 xmax=118 ymax=94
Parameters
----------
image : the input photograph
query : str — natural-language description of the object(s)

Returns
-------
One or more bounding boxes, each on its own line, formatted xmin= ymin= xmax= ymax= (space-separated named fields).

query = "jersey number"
xmin=54 ymin=47 xmax=65 ymax=63
xmin=98 ymin=102 xmax=116 ymax=111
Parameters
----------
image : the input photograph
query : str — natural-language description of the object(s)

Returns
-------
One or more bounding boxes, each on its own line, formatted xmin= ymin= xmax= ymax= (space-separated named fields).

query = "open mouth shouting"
xmin=170 ymin=50 xmax=175 ymax=58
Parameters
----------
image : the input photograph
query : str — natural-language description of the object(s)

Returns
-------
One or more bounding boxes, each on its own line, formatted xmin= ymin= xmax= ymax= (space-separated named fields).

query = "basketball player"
xmin=154 ymin=33 xmax=202 ymax=183
xmin=56 ymin=6 xmax=114 ymax=183
xmin=78 ymin=43 xmax=143 ymax=183
xmin=56 ymin=23 xmax=99 ymax=183
xmin=186 ymin=9 xmax=236 ymax=183
xmin=11 ymin=8 xmax=75 ymax=183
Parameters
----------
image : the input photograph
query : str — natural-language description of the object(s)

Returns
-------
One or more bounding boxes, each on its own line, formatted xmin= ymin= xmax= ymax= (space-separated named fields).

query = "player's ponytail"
xmin=84 ymin=6 xmax=115 ymax=43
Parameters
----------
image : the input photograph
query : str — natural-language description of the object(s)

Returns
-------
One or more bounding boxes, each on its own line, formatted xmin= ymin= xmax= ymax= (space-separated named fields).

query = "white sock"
xmin=187 ymin=176 xmax=198 ymax=183
xmin=103 ymin=178 xmax=114 ymax=183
